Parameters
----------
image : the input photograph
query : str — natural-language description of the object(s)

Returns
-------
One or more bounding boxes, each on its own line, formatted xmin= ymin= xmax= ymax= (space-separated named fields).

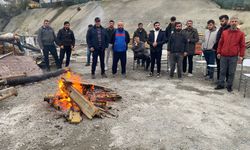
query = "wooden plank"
xmin=0 ymin=87 xmax=18 ymax=101
xmin=0 ymin=52 xmax=13 ymax=60
xmin=64 ymin=84 xmax=99 ymax=119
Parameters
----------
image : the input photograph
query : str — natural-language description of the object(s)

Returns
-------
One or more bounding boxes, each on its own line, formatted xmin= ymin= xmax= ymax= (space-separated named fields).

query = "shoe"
xmin=227 ymin=86 xmax=233 ymax=92
xmin=102 ymin=73 xmax=107 ymax=78
xmin=187 ymin=73 xmax=193 ymax=77
xmin=205 ymin=76 xmax=212 ymax=80
xmin=85 ymin=63 xmax=90 ymax=66
xmin=122 ymin=74 xmax=126 ymax=79
xmin=105 ymin=66 xmax=108 ymax=71
xmin=147 ymin=72 xmax=153 ymax=77
xmin=214 ymin=85 xmax=224 ymax=90
xmin=157 ymin=73 xmax=161 ymax=78
xmin=112 ymin=74 xmax=116 ymax=78
xmin=91 ymin=74 xmax=96 ymax=79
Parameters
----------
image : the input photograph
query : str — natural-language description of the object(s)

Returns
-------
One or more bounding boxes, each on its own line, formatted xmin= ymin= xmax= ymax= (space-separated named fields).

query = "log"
xmin=0 ymin=73 xmax=27 ymax=80
xmin=67 ymin=110 xmax=82 ymax=124
xmin=4 ymin=68 xmax=69 ymax=86
xmin=64 ymin=83 xmax=99 ymax=119
xmin=0 ymin=52 xmax=13 ymax=59
xmin=0 ymin=87 xmax=18 ymax=101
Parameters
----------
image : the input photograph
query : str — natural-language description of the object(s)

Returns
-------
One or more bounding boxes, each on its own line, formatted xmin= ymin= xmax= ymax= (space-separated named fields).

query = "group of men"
xmin=39 ymin=14 xmax=246 ymax=93
xmin=38 ymin=20 xmax=75 ymax=71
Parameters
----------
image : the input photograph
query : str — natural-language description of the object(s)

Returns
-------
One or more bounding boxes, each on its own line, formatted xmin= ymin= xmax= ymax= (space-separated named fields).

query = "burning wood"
xmin=44 ymin=71 xmax=122 ymax=123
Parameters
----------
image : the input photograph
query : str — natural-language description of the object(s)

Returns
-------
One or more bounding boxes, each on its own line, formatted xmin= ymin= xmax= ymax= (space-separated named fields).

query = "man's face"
xmin=154 ymin=23 xmax=160 ymax=30
xmin=44 ymin=21 xmax=50 ymax=27
xmin=175 ymin=24 xmax=182 ymax=31
xmin=230 ymin=19 xmax=238 ymax=28
xmin=220 ymin=18 xmax=228 ymax=26
xmin=138 ymin=24 xmax=143 ymax=29
xmin=207 ymin=23 xmax=215 ymax=30
xmin=64 ymin=23 xmax=70 ymax=30
xmin=134 ymin=37 xmax=140 ymax=43
xmin=118 ymin=23 xmax=124 ymax=29
xmin=95 ymin=20 xmax=101 ymax=27
xmin=186 ymin=21 xmax=193 ymax=28
xmin=171 ymin=20 xmax=176 ymax=25
xmin=109 ymin=22 xmax=114 ymax=28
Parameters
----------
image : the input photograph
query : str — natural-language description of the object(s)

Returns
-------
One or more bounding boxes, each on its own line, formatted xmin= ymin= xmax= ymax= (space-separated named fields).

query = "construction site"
xmin=0 ymin=0 xmax=250 ymax=149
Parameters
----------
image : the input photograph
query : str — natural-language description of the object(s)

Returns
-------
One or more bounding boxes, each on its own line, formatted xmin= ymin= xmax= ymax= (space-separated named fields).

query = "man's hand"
xmin=60 ymin=45 xmax=64 ymax=49
xmin=187 ymin=39 xmax=190 ymax=43
xmin=153 ymin=42 xmax=157 ymax=47
xmin=71 ymin=45 xmax=75 ymax=51
xmin=217 ymin=54 xmax=221 ymax=59
xmin=239 ymin=57 xmax=244 ymax=64
xmin=184 ymin=52 xmax=188 ymax=56
xmin=90 ymin=47 xmax=95 ymax=52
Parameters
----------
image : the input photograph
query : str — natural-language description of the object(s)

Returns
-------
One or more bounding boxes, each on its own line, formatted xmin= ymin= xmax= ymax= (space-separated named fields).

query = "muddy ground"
xmin=0 ymin=50 xmax=250 ymax=150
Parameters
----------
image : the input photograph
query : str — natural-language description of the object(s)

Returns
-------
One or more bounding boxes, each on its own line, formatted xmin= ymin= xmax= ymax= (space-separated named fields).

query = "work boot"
xmin=91 ymin=74 xmax=96 ymax=79
xmin=214 ymin=85 xmax=224 ymax=90
xmin=227 ymin=86 xmax=233 ymax=92
xmin=157 ymin=73 xmax=161 ymax=78
xmin=102 ymin=73 xmax=107 ymax=78
xmin=147 ymin=72 xmax=153 ymax=77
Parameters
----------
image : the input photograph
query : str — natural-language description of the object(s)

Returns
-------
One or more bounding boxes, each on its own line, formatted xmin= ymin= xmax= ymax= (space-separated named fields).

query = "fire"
xmin=52 ymin=71 xmax=83 ymax=112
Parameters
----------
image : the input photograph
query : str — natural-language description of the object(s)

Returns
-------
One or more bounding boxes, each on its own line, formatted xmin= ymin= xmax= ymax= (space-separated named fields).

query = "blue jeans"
xmin=203 ymin=50 xmax=216 ymax=78
xmin=86 ymin=47 xmax=91 ymax=64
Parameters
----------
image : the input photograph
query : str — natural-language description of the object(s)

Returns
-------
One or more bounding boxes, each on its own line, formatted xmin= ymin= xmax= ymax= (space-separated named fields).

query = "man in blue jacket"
xmin=86 ymin=17 xmax=109 ymax=79
xmin=111 ymin=21 xmax=130 ymax=78
xmin=147 ymin=22 xmax=166 ymax=78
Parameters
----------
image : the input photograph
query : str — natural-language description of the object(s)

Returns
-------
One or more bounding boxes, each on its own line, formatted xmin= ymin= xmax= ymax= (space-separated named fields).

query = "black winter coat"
xmin=168 ymin=31 xmax=187 ymax=53
xmin=86 ymin=25 xmax=109 ymax=50
xmin=57 ymin=28 xmax=75 ymax=47
xmin=147 ymin=30 xmax=166 ymax=53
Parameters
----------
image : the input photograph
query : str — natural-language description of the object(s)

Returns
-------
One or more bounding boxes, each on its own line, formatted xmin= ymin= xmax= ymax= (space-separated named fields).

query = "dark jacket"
xmin=147 ymin=29 xmax=166 ymax=52
xmin=86 ymin=25 xmax=109 ymax=50
xmin=111 ymin=29 xmax=130 ymax=52
xmin=168 ymin=31 xmax=188 ymax=53
xmin=213 ymin=24 xmax=230 ymax=51
xmin=37 ymin=26 xmax=57 ymax=49
xmin=57 ymin=28 xmax=75 ymax=47
xmin=218 ymin=28 xmax=245 ymax=57
xmin=182 ymin=27 xmax=199 ymax=55
xmin=133 ymin=28 xmax=148 ymax=42
xmin=106 ymin=27 xmax=116 ymax=44
xmin=132 ymin=41 xmax=149 ymax=57
xmin=165 ymin=23 xmax=175 ymax=42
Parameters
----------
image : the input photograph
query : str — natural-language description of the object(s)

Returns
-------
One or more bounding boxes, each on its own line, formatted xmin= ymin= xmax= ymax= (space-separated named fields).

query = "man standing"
xmin=85 ymin=24 xmax=93 ymax=66
xmin=168 ymin=22 xmax=187 ymax=79
xmin=86 ymin=17 xmax=109 ymax=79
xmin=105 ymin=20 xmax=115 ymax=70
xmin=182 ymin=20 xmax=199 ymax=77
xmin=57 ymin=21 xmax=75 ymax=68
xmin=38 ymin=19 xmax=60 ymax=71
xmin=165 ymin=16 xmax=176 ymax=42
xmin=215 ymin=17 xmax=245 ymax=92
xmin=147 ymin=22 xmax=166 ymax=78
xmin=213 ymin=15 xmax=231 ymax=80
xmin=111 ymin=21 xmax=130 ymax=78
xmin=202 ymin=20 xmax=218 ymax=80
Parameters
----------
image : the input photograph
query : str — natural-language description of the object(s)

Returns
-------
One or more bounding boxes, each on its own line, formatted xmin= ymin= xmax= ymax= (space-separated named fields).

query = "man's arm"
xmin=71 ymin=30 xmax=75 ymax=47
xmin=56 ymin=29 xmax=62 ymax=46
xmin=37 ymin=28 xmax=44 ymax=49
xmin=157 ymin=31 xmax=166 ymax=45
xmin=217 ymin=32 xmax=225 ymax=57
xmin=125 ymin=31 xmax=130 ymax=44
xmin=190 ymin=29 xmax=199 ymax=43
xmin=86 ymin=28 xmax=93 ymax=48
xmin=104 ymin=30 xmax=109 ymax=49
xmin=239 ymin=32 xmax=246 ymax=58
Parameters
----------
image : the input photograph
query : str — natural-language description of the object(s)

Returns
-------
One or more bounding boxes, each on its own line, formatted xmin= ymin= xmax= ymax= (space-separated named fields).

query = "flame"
xmin=52 ymin=71 xmax=83 ymax=112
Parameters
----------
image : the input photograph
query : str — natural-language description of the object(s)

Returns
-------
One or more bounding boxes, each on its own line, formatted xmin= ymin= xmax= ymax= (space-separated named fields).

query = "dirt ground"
xmin=0 ymin=50 xmax=250 ymax=150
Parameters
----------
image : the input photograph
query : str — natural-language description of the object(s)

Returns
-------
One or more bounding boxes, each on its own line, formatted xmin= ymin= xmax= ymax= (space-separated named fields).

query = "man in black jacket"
xmin=147 ymin=22 xmax=166 ymax=78
xmin=86 ymin=17 xmax=109 ymax=79
xmin=105 ymin=20 xmax=115 ymax=70
xmin=168 ymin=22 xmax=188 ymax=78
xmin=57 ymin=21 xmax=75 ymax=68
xmin=213 ymin=15 xmax=230 ymax=80
xmin=165 ymin=16 xmax=176 ymax=42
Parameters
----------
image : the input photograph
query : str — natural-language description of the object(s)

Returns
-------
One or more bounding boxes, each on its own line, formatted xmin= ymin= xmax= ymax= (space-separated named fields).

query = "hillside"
xmin=3 ymin=0 xmax=250 ymax=43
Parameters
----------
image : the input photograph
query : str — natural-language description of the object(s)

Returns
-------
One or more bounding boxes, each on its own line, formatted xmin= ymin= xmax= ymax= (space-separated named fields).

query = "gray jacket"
xmin=202 ymin=28 xmax=218 ymax=50
xmin=37 ymin=26 xmax=57 ymax=49
xmin=182 ymin=27 xmax=199 ymax=55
